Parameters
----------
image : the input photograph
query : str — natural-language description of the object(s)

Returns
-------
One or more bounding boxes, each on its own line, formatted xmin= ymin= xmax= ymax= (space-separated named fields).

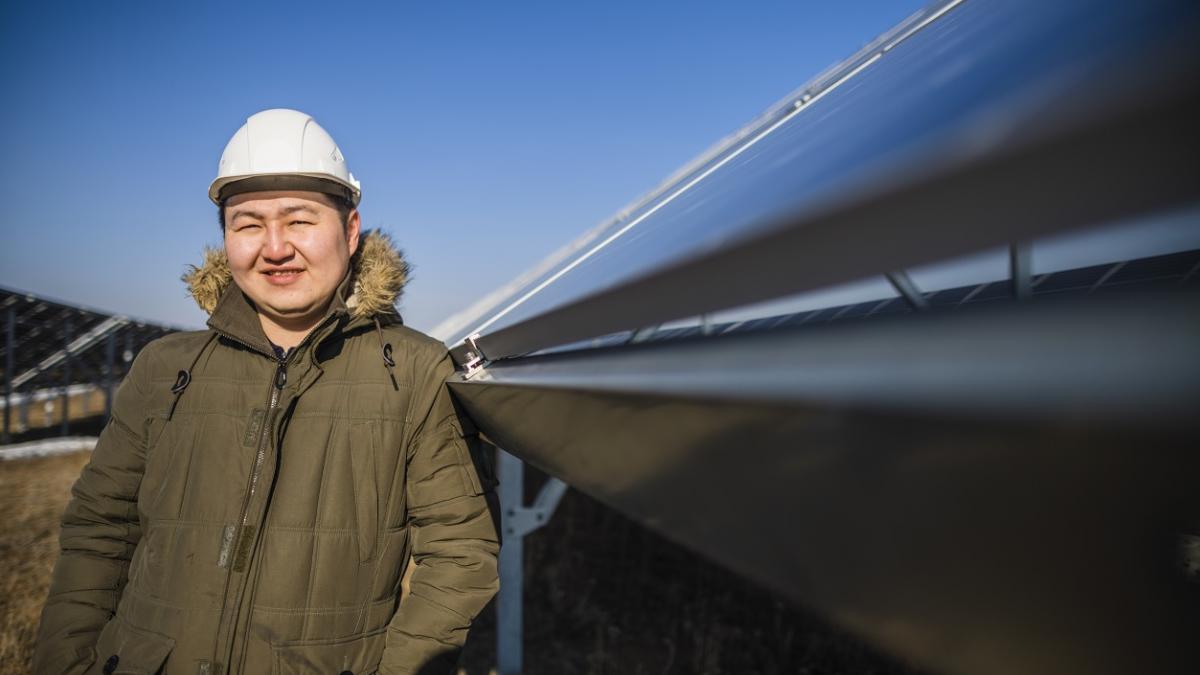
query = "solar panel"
xmin=442 ymin=2 xmax=1200 ymax=672
xmin=448 ymin=0 xmax=1200 ymax=352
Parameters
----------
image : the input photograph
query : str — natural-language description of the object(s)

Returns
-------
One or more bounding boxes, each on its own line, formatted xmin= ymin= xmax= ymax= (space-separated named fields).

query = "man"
xmin=34 ymin=109 xmax=500 ymax=674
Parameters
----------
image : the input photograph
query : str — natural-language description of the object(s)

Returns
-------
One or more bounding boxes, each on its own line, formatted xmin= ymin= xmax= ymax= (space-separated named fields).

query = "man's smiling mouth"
xmin=262 ymin=268 xmax=305 ymax=284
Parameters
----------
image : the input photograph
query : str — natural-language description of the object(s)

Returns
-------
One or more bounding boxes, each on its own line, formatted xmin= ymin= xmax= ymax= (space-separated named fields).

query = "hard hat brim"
xmin=209 ymin=172 xmax=362 ymax=206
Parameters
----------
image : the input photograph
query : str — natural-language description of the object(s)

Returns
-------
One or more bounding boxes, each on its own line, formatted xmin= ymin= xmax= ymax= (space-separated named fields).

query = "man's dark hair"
xmin=218 ymin=193 xmax=355 ymax=233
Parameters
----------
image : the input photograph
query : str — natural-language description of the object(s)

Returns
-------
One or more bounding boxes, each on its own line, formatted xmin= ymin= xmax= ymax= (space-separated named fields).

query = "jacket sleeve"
xmin=32 ymin=347 xmax=155 ymax=675
xmin=380 ymin=352 xmax=500 ymax=675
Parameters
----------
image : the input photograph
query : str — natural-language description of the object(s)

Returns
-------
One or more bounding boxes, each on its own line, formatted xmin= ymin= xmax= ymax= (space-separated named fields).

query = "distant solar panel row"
xmin=0 ymin=287 xmax=175 ymax=393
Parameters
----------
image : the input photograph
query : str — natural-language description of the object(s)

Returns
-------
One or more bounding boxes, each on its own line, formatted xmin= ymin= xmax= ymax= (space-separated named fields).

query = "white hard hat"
xmin=208 ymin=108 xmax=362 ymax=206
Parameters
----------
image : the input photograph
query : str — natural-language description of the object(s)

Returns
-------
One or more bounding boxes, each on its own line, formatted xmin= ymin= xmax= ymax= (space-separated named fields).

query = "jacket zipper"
xmin=246 ymin=358 xmax=287 ymax=533
xmin=229 ymin=356 xmax=286 ymax=571
xmin=211 ymin=317 xmax=337 ymax=672
xmin=207 ymin=330 xmax=290 ymax=574
xmin=207 ymin=332 xmax=288 ymax=673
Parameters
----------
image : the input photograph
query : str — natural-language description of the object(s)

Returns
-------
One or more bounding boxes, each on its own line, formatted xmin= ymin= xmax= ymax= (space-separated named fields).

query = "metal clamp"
xmin=461 ymin=334 xmax=487 ymax=378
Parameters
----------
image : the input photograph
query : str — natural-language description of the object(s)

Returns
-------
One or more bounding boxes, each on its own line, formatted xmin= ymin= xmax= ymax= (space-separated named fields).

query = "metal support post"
xmin=61 ymin=317 xmax=71 ymax=436
xmin=4 ymin=306 xmax=13 ymax=444
xmin=496 ymin=450 xmax=524 ymax=675
xmin=496 ymin=449 xmax=569 ymax=675
xmin=104 ymin=330 xmax=116 ymax=421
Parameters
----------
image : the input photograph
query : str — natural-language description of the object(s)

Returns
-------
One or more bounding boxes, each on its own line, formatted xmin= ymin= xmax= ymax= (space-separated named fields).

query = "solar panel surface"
xmin=451 ymin=0 xmax=1200 ymax=345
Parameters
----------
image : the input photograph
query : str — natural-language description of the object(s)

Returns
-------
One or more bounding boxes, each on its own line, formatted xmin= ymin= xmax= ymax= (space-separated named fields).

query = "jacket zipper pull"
xmin=273 ymin=361 xmax=287 ymax=390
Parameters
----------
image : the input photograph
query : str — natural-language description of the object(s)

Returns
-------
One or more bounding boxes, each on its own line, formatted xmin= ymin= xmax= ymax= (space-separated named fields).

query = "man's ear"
xmin=346 ymin=209 xmax=362 ymax=256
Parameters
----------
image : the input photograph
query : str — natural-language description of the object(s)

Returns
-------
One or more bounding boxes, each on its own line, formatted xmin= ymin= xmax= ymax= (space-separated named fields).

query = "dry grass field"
xmin=0 ymin=451 xmax=90 ymax=675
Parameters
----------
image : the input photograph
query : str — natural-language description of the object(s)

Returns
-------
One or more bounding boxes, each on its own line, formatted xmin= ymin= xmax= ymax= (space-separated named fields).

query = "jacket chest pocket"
xmin=345 ymin=419 xmax=409 ymax=561
xmin=140 ymin=411 xmax=247 ymax=522
xmin=139 ymin=416 xmax=196 ymax=521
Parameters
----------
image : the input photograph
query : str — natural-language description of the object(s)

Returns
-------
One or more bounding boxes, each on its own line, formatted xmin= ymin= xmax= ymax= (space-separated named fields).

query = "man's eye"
xmin=236 ymin=223 xmax=262 ymax=231
xmin=291 ymin=220 xmax=312 ymax=226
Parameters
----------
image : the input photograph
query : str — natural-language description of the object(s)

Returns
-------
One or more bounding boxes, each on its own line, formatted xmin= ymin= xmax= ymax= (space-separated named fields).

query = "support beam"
xmin=496 ymin=450 xmax=569 ymax=675
xmin=460 ymin=292 xmax=1200 ymax=424
xmin=4 ymin=305 xmax=13 ymax=444
xmin=61 ymin=317 xmax=71 ymax=436
xmin=496 ymin=450 xmax=524 ymax=675
xmin=885 ymin=270 xmax=928 ymax=311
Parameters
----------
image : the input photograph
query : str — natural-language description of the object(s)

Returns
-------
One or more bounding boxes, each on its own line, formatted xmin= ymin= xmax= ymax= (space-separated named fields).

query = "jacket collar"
xmin=183 ymin=229 xmax=409 ymax=354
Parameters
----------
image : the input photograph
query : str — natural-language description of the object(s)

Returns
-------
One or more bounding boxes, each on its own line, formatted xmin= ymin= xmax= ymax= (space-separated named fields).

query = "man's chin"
xmin=250 ymin=290 xmax=314 ymax=317
xmin=256 ymin=302 xmax=327 ymax=329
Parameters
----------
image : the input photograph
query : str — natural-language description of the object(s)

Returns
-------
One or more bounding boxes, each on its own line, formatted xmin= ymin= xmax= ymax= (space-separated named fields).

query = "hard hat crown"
xmin=209 ymin=108 xmax=361 ymax=206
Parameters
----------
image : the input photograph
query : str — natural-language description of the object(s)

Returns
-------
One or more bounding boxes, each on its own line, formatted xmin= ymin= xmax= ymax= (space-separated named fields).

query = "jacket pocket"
xmin=272 ymin=628 xmax=387 ymax=675
xmin=348 ymin=421 xmax=380 ymax=562
xmin=90 ymin=615 xmax=174 ymax=674
xmin=140 ymin=416 xmax=199 ymax=520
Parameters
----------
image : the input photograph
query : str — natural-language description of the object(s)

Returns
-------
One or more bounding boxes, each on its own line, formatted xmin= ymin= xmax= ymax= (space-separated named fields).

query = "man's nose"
xmin=262 ymin=225 xmax=295 ymax=261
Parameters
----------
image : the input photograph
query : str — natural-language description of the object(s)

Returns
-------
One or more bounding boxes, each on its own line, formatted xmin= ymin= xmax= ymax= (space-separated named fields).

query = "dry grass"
xmin=0 ymin=451 xmax=90 ymax=675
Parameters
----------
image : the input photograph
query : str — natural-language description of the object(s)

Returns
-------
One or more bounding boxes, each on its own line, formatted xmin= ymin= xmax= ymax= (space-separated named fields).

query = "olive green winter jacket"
xmin=33 ymin=231 xmax=500 ymax=675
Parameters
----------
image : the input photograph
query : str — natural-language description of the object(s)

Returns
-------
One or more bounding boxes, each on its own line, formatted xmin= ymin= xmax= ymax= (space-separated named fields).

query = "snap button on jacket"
xmin=33 ymin=231 xmax=500 ymax=675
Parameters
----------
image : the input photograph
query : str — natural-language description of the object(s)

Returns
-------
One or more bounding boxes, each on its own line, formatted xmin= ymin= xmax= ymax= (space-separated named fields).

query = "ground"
xmin=1 ymin=452 xmax=924 ymax=675
xmin=0 ymin=451 xmax=90 ymax=674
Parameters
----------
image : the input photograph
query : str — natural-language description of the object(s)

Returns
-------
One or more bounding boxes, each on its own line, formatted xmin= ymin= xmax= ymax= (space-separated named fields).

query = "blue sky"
xmin=0 ymin=0 xmax=929 ymax=332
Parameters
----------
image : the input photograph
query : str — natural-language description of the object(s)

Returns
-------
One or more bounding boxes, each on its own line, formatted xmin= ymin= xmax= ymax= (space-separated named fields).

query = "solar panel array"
xmin=1 ymin=286 xmax=176 ymax=441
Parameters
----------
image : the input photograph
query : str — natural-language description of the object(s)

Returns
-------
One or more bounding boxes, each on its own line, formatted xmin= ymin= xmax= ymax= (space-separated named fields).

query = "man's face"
xmin=223 ymin=190 xmax=360 ymax=330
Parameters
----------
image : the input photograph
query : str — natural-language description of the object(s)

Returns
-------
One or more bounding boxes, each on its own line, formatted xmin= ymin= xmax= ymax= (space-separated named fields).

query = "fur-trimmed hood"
xmin=182 ymin=229 xmax=409 ymax=321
